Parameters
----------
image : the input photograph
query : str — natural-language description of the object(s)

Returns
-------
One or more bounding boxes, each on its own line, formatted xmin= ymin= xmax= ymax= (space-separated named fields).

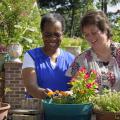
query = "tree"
xmin=37 ymin=0 xmax=95 ymax=37
xmin=96 ymin=0 xmax=120 ymax=14
xmin=0 ymin=0 xmax=42 ymax=52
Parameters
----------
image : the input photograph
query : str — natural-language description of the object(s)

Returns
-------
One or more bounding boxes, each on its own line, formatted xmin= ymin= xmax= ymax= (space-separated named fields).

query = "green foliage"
xmin=47 ymin=67 xmax=98 ymax=104
xmin=91 ymin=90 xmax=120 ymax=112
xmin=1 ymin=0 xmax=119 ymax=54
xmin=112 ymin=18 xmax=120 ymax=42
xmin=0 ymin=0 xmax=42 ymax=53
xmin=80 ymin=39 xmax=90 ymax=52
xmin=69 ymin=67 xmax=98 ymax=104
xmin=38 ymin=0 xmax=96 ymax=37
xmin=60 ymin=37 xmax=90 ymax=52
xmin=61 ymin=37 xmax=82 ymax=47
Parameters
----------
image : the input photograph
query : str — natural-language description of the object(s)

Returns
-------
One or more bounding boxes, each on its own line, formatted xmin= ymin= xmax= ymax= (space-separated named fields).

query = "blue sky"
xmin=108 ymin=3 xmax=120 ymax=12
xmin=94 ymin=1 xmax=120 ymax=12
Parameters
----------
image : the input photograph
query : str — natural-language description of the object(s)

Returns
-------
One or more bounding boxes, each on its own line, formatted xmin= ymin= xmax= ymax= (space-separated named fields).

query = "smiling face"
xmin=83 ymin=24 xmax=109 ymax=50
xmin=42 ymin=21 xmax=63 ymax=52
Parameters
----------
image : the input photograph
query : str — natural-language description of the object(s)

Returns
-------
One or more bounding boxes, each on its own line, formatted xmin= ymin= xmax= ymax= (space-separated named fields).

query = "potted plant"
xmin=42 ymin=67 xmax=98 ymax=120
xmin=91 ymin=90 xmax=120 ymax=120
xmin=0 ymin=88 xmax=11 ymax=120
xmin=0 ymin=44 xmax=10 ymax=72
xmin=0 ymin=0 xmax=41 ymax=54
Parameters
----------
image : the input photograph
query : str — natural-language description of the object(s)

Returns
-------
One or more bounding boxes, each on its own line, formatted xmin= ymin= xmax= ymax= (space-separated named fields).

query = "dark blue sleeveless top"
xmin=27 ymin=47 xmax=75 ymax=91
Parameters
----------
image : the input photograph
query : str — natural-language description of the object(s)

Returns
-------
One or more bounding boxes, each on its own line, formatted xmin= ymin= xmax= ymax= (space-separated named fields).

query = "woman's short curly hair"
xmin=80 ymin=10 xmax=112 ymax=39
xmin=40 ymin=13 xmax=65 ymax=32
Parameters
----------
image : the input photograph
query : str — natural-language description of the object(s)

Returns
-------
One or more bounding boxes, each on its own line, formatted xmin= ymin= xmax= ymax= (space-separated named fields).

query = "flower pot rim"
xmin=93 ymin=108 xmax=120 ymax=114
xmin=42 ymin=100 xmax=92 ymax=106
xmin=0 ymin=103 xmax=10 ymax=111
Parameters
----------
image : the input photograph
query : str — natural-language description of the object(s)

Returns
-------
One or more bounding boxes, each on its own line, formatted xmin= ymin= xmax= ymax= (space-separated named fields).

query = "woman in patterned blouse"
xmin=66 ymin=10 xmax=120 ymax=91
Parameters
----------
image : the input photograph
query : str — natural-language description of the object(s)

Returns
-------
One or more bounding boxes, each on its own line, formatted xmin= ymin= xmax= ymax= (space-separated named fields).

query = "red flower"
xmin=48 ymin=66 xmax=98 ymax=104
xmin=84 ymin=73 xmax=90 ymax=80
xmin=79 ymin=67 xmax=86 ymax=73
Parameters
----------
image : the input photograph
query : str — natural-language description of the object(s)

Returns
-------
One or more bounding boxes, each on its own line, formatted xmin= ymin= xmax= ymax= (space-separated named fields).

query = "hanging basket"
xmin=42 ymin=99 xmax=93 ymax=120
xmin=93 ymin=109 xmax=120 ymax=120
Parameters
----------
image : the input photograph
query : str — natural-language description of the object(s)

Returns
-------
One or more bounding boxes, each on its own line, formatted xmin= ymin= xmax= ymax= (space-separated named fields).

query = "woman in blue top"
xmin=22 ymin=13 xmax=75 ymax=99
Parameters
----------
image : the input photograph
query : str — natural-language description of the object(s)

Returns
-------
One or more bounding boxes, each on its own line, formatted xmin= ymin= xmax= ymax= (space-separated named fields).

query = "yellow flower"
xmin=60 ymin=91 xmax=70 ymax=96
xmin=47 ymin=91 xmax=55 ymax=97
xmin=79 ymin=90 xmax=86 ymax=94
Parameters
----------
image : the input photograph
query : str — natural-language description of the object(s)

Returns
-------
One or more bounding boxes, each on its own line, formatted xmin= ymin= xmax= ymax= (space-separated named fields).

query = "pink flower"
xmin=86 ymin=83 xmax=92 ymax=89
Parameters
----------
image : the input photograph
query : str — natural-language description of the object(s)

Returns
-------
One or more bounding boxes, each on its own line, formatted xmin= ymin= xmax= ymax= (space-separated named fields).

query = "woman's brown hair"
xmin=80 ymin=10 xmax=112 ymax=39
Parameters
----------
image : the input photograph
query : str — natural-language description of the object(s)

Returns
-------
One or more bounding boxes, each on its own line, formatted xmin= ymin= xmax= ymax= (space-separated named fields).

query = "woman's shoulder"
xmin=27 ymin=47 xmax=41 ymax=53
xmin=26 ymin=47 xmax=43 ymax=59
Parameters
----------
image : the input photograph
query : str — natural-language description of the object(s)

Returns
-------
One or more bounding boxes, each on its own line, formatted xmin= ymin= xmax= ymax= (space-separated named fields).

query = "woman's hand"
xmin=22 ymin=68 xmax=52 ymax=99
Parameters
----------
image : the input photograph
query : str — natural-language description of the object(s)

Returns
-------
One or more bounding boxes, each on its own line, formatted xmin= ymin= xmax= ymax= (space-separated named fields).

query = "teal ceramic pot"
xmin=42 ymin=100 xmax=93 ymax=120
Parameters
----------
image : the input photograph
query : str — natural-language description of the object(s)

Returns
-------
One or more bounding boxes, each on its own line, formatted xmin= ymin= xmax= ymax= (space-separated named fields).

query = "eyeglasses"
xmin=43 ymin=32 xmax=62 ymax=38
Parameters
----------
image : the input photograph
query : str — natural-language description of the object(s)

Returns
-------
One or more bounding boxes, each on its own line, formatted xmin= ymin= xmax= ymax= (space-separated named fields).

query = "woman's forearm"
xmin=25 ymin=83 xmax=47 ymax=99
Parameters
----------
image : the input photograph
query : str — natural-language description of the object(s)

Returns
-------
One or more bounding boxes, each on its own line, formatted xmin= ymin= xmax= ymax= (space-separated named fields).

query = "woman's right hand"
xmin=39 ymin=88 xmax=53 ymax=99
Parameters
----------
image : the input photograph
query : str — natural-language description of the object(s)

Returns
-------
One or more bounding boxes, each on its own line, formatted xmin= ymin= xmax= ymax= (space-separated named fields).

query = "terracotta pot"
xmin=0 ymin=103 xmax=10 ymax=120
xmin=93 ymin=109 xmax=120 ymax=120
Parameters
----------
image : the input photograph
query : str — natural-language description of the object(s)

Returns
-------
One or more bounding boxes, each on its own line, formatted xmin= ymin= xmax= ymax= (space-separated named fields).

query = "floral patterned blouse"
xmin=66 ymin=42 xmax=120 ymax=91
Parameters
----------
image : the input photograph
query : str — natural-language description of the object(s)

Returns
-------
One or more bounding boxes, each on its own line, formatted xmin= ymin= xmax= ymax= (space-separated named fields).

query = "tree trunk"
xmin=70 ymin=0 xmax=75 ymax=37
xmin=101 ymin=0 xmax=108 ymax=14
